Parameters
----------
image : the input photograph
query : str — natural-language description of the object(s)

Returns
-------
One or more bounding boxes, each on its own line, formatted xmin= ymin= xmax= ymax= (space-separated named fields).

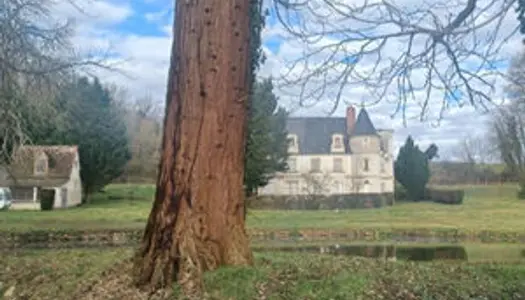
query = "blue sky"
xmin=76 ymin=0 xmax=519 ymax=161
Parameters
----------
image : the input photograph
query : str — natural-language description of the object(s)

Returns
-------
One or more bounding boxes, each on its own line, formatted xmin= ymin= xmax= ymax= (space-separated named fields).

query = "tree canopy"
xmin=395 ymin=136 xmax=439 ymax=200
xmin=273 ymin=0 xmax=520 ymax=120
xmin=0 ymin=0 xmax=111 ymax=163
xmin=62 ymin=77 xmax=131 ymax=199
xmin=490 ymin=50 xmax=525 ymax=198
xmin=244 ymin=78 xmax=289 ymax=196
xmin=29 ymin=76 xmax=131 ymax=200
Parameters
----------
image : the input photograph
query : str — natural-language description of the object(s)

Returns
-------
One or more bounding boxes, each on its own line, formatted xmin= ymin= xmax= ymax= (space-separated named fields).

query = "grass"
xmin=1 ymin=248 xmax=525 ymax=299
xmin=0 ymin=184 xmax=524 ymax=232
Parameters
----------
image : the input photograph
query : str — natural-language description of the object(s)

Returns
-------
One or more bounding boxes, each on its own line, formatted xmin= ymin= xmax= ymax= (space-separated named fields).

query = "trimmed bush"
xmin=425 ymin=188 xmax=464 ymax=205
xmin=246 ymin=193 xmax=394 ymax=210
xmin=39 ymin=189 xmax=56 ymax=211
xmin=518 ymin=183 xmax=525 ymax=200
xmin=394 ymin=182 xmax=408 ymax=202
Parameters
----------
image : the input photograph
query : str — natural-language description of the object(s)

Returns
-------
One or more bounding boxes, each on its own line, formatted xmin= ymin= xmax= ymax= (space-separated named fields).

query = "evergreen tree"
xmin=57 ymin=76 xmax=131 ymax=201
xmin=244 ymin=78 xmax=288 ymax=196
xmin=395 ymin=136 xmax=438 ymax=201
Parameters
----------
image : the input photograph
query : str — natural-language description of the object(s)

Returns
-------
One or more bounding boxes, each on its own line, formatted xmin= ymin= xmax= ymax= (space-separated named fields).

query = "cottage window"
xmin=310 ymin=158 xmax=321 ymax=172
xmin=34 ymin=157 xmax=48 ymax=175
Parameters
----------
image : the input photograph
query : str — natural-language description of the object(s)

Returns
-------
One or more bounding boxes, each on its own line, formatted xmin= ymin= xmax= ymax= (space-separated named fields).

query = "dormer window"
xmin=287 ymin=134 xmax=299 ymax=153
xmin=334 ymin=137 xmax=342 ymax=148
xmin=34 ymin=153 xmax=48 ymax=175
xmin=331 ymin=134 xmax=345 ymax=153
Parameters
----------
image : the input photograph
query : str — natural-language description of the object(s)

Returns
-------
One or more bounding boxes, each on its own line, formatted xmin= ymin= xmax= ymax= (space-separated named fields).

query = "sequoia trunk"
xmin=133 ymin=0 xmax=253 ymax=292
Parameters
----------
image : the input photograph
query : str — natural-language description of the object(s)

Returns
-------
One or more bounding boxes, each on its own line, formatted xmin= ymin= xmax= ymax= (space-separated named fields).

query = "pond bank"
xmin=2 ymin=227 xmax=525 ymax=251
xmin=2 ymin=249 xmax=525 ymax=300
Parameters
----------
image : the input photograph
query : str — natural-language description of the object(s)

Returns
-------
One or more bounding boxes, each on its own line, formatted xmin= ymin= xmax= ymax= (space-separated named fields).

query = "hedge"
xmin=246 ymin=193 xmax=394 ymax=210
xmin=425 ymin=188 xmax=464 ymax=205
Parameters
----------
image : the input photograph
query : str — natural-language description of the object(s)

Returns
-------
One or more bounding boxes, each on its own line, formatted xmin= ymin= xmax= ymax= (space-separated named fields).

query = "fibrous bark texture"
xmin=133 ymin=0 xmax=253 ymax=294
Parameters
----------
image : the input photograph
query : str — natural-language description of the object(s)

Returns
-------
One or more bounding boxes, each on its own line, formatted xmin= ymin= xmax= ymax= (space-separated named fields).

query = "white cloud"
xmin=53 ymin=0 xmax=133 ymax=26
xmin=59 ymin=0 xmax=520 ymax=161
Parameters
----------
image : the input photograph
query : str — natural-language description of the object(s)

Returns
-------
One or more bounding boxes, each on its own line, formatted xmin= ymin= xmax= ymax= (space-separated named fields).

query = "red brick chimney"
xmin=346 ymin=106 xmax=356 ymax=134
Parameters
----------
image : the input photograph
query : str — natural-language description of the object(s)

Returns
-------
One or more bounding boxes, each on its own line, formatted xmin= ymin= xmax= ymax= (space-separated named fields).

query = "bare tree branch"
xmin=0 ymin=0 xmax=124 ymax=163
xmin=273 ymin=0 xmax=518 ymax=121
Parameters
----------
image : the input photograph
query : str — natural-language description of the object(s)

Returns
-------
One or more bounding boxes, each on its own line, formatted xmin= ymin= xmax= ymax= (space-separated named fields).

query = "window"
xmin=288 ymin=180 xmax=299 ymax=194
xmin=333 ymin=158 xmax=343 ymax=172
xmin=288 ymin=158 xmax=297 ymax=172
xmin=334 ymin=136 xmax=342 ymax=148
xmin=333 ymin=181 xmax=343 ymax=194
xmin=310 ymin=158 xmax=321 ymax=172
xmin=34 ymin=157 xmax=48 ymax=175
xmin=380 ymin=182 xmax=386 ymax=193
xmin=288 ymin=137 xmax=296 ymax=147
xmin=380 ymin=161 xmax=385 ymax=173
xmin=363 ymin=137 xmax=369 ymax=146
xmin=363 ymin=180 xmax=371 ymax=193
xmin=363 ymin=158 xmax=369 ymax=172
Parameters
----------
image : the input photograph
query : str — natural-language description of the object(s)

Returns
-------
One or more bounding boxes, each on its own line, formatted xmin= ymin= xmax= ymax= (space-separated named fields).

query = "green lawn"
xmin=1 ymin=248 xmax=525 ymax=300
xmin=1 ymin=184 xmax=524 ymax=232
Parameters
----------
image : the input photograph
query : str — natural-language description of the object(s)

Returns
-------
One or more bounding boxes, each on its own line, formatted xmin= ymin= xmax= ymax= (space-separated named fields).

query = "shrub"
xmin=518 ymin=183 xmax=525 ymax=200
xmin=425 ymin=188 xmax=464 ymax=205
xmin=394 ymin=182 xmax=408 ymax=202
xmin=39 ymin=189 xmax=56 ymax=211
xmin=247 ymin=193 xmax=394 ymax=210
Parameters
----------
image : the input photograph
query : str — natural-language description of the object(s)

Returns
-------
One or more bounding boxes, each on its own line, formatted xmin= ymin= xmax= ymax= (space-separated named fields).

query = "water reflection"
xmin=253 ymin=244 xmax=469 ymax=261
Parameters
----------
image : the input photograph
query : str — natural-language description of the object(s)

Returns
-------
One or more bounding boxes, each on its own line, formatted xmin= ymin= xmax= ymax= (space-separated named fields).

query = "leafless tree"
xmin=121 ymin=94 xmax=163 ymax=182
xmin=0 ymin=0 xmax=116 ymax=163
xmin=491 ymin=50 xmax=525 ymax=187
xmin=273 ymin=0 xmax=518 ymax=121
xmin=301 ymin=172 xmax=332 ymax=195
xmin=456 ymin=134 xmax=496 ymax=164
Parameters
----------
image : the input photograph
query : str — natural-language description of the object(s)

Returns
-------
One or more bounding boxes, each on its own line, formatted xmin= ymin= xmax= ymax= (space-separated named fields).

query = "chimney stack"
xmin=346 ymin=106 xmax=356 ymax=134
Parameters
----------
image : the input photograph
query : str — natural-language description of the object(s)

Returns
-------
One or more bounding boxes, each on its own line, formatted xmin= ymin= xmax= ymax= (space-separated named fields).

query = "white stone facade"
xmin=258 ymin=107 xmax=395 ymax=196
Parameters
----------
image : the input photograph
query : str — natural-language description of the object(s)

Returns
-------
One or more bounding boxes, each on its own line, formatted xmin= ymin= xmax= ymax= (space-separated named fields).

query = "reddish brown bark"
xmin=132 ymin=0 xmax=253 ymax=293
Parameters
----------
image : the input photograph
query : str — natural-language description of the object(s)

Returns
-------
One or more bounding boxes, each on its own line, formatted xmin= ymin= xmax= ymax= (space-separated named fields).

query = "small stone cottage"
xmin=0 ymin=145 xmax=82 ymax=210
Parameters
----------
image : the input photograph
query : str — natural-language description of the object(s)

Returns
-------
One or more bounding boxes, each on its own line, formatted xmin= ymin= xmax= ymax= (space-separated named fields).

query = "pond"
xmin=252 ymin=242 xmax=525 ymax=263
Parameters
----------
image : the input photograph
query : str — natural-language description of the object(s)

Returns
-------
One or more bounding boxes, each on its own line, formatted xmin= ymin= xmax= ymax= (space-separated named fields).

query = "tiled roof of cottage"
xmin=0 ymin=145 xmax=78 ymax=187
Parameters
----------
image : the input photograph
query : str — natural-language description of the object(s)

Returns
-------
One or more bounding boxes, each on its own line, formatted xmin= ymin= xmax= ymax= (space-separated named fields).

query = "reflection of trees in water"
xmin=254 ymin=244 xmax=469 ymax=262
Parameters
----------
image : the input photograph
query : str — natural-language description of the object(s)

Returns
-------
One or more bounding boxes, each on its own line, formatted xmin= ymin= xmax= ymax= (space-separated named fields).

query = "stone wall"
xmin=247 ymin=193 xmax=394 ymax=210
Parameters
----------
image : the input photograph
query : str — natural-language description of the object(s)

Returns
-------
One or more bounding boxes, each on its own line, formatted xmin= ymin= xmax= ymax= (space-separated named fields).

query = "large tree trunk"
xmin=133 ymin=0 xmax=253 ymax=293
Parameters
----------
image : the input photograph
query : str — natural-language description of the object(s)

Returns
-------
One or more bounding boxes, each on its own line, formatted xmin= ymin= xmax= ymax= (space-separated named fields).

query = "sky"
xmin=54 ymin=0 xmax=523 ymax=161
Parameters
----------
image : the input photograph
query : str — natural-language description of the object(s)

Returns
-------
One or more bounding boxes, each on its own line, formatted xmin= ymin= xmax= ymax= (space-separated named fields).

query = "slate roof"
xmin=287 ymin=108 xmax=382 ymax=155
xmin=287 ymin=117 xmax=349 ymax=155
xmin=0 ymin=145 xmax=78 ymax=187
xmin=352 ymin=108 xmax=378 ymax=136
